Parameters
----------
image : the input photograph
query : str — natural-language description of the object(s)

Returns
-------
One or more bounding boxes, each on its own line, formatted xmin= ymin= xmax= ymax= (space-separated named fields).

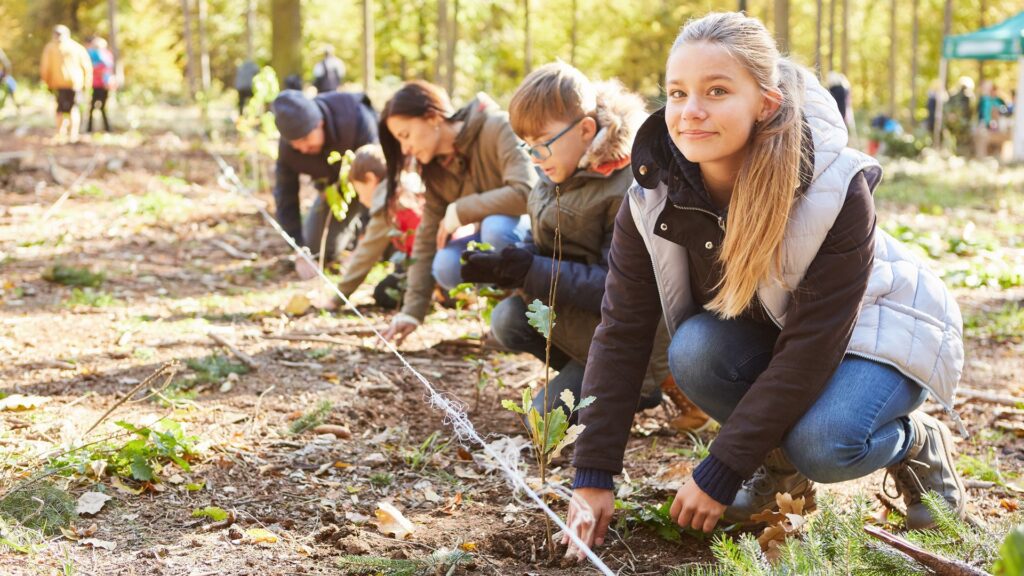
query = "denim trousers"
xmin=668 ymin=312 xmax=929 ymax=483
xmin=431 ymin=214 xmax=531 ymax=290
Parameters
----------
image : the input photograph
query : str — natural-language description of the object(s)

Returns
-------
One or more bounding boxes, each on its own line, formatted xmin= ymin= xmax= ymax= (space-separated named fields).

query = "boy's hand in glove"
xmin=460 ymin=246 xmax=533 ymax=288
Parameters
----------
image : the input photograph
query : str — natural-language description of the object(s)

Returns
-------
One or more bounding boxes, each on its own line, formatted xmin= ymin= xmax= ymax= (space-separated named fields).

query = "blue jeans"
xmin=431 ymin=214 xmax=531 ymax=290
xmin=668 ymin=312 xmax=929 ymax=483
xmin=491 ymin=294 xmax=578 ymax=418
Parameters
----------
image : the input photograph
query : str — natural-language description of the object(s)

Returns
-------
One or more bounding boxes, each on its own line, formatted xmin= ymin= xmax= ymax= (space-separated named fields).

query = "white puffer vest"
xmin=627 ymin=71 xmax=965 ymax=424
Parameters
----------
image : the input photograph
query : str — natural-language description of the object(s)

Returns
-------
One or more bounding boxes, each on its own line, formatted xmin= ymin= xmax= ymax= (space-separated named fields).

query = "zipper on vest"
xmin=754 ymin=292 xmax=783 ymax=329
xmin=672 ymin=203 xmax=725 ymax=231
xmin=630 ymin=194 xmax=673 ymax=333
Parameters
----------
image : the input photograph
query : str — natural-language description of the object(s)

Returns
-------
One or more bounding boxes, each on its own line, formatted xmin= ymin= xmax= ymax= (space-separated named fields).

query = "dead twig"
xmin=82 ymin=362 xmax=181 ymax=438
xmin=957 ymin=388 xmax=1024 ymax=407
xmin=208 ymin=332 xmax=260 ymax=370
xmin=863 ymin=524 xmax=991 ymax=576
xmin=42 ymin=151 xmax=102 ymax=222
xmin=264 ymin=333 xmax=363 ymax=347
xmin=210 ymin=238 xmax=257 ymax=260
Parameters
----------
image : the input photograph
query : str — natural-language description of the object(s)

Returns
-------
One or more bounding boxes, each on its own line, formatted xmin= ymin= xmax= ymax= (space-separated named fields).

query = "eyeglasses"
xmin=519 ymin=116 xmax=586 ymax=161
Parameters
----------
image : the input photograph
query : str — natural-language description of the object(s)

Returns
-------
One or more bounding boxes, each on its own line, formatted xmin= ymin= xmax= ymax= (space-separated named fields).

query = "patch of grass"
xmin=0 ymin=482 xmax=75 ymax=535
xmin=368 ymin=473 xmax=393 ymax=488
xmin=944 ymin=260 xmax=1024 ymax=290
xmin=77 ymin=183 xmax=107 ymax=198
xmin=117 ymin=188 xmax=190 ymax=219
xmin=288 ymin=400 xmax=333 ymax=435
xmin=305 ymin=347 xmax=333 ymax=360
xmin=64 ymin=287 xmax=121 ymax=308
xmin=185 ymin=354 xmax=250 ymax=385
xmin=669 ymin=492 xmax=1018 ymax=575
xmin=878 ymin=155 xmax=1024 ymax=212
xmin=958 ymin=447 xmax=1016 ymax=486
xmin=402 ymin=431 xmax=450 ymax=472
xmin=668 ymin=432 xmax=712 ymax=460
xmin=43 ymin=264 xmax=106 ymax=287
xmin=964 ymin=302 xmax=1024 ymax=343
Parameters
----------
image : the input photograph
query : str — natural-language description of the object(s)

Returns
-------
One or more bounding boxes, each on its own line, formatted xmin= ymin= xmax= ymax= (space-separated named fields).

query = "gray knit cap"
xmin=272 ymin=90 xmax=323 ymax=140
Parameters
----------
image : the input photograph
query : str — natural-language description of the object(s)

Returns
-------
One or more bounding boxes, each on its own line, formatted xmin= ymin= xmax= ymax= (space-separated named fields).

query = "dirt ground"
xmin=1 ymin=115 xmax=1022 ymax=575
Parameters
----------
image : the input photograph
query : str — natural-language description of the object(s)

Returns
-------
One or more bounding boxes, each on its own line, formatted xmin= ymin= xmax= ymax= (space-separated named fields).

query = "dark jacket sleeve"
xmin=694 ymin=172 xmax=876 ymax=504
xmin=273 ymin=151 xmax=303 ymax=244
xmin=571 ymin=197 xmax=664 ymax=474
xmin=521 ymin=246 xmax=609 ymax=315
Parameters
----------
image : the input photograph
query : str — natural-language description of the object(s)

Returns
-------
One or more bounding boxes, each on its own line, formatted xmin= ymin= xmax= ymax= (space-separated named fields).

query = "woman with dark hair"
xmin=379 ymin=81 xmax=537 ymax=344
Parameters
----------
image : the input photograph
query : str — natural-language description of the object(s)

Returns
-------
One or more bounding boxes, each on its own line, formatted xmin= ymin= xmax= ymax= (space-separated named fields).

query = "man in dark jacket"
xmin=272 ymin=89 xmax=378 ymax=278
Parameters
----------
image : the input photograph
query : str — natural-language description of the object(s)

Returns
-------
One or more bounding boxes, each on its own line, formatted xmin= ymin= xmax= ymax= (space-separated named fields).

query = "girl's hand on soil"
xmin=382 ymin=314 xmax=419 ymax=346
xmin=561 ymin=487 xmax=614 ymax=561
xmin=670 ymin=479 xmax=726 ymax=534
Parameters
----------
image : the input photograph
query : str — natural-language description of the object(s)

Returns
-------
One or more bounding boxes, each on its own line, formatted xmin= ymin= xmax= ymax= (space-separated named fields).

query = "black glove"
xmin=460 ymin=246 xmax=533 ymax=288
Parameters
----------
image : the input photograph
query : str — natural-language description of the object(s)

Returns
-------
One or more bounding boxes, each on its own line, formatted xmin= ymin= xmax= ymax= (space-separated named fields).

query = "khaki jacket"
xmin=401 ymin=94 xmax=537 ymax=321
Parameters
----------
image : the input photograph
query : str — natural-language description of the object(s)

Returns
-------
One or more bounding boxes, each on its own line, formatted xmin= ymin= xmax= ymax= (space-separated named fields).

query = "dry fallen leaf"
xmin=650 ymin=461 xmax=694 ymax=492
xmin=284 ymin=294 xmax=312 ymax=316
xmin=0 ymin=394 xmax=49 ymax=411
xmin=375 ymin=502 xmax=415 ymax=539
xmin=756 ymin=492 xmax=809 ymax=562
xmin=111 ymin=477 xmax=144 ymax=495
xmin=1000 ymin=498 xmax=1019 ymax=512
xmin=245 ymin=528 xmax=279 ymax=544
xmin=76 ymin=492 xmax=112 ymax=516
xmin=61 ymin=523 xmax=99 ymax=540
xmin=80 ymin=538 xmax=116 ymax=551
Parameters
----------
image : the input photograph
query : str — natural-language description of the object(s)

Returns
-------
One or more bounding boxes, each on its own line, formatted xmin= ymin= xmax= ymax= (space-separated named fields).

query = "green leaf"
xmin=995 ymin=524 xmax=1024 ymax=575
xmin=521 ymin=387 xmax=533 ymax=415
xmin=466 ymin=241 xmax=494 ymax=252
xmin=575 ymin=395 xmax=596 ymax=412
xmin=129 ymin=454 xmax=154 ymax=482
xmin=525 ymin=299 xmax=555 ymax=339
xmin=501 ymin=399 xmax=524 ymax=414
xmin=191 ymin=506 xmax=229 ymax=521
xmin=542 ymin=406 xmax=569 ymax=454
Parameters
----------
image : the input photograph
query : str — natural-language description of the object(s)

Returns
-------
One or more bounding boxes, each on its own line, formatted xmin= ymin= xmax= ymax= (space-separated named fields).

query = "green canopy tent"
xmin=935 ymin=11 xmax=1024 ymax=160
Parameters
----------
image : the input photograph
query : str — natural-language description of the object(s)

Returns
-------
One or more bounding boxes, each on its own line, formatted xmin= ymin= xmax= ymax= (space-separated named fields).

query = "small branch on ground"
xmin=863 ymin=524 xmax=991 ymax=576
xmin=208 ymin=332 xmax=260 ymax=370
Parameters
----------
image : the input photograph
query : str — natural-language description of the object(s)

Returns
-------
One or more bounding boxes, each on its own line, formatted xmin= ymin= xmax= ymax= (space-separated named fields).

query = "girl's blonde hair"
xmin=672 ymin=12 xmax=806 ymax=319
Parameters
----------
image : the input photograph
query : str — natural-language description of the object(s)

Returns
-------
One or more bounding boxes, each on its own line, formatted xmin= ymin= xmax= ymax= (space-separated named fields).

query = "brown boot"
xmin=721 ymin=448 xmax=817 ymax=525
xmin=884 ymin=411 xmax=967 ymax=530
xmin=660 ymin=375 xmax=711 ymax=432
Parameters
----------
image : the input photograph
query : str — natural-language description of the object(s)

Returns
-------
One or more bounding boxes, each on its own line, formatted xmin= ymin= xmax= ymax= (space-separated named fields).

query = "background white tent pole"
xmin=1014 ymin=55 xmax=1024 ymax=161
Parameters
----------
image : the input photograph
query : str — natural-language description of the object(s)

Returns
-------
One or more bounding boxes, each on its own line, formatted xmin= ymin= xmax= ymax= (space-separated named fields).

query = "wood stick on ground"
xmin=210 ymin=238 xmax=257 ymax=260
xmin=209 ymin=332 xmax=260 ymax=370
xmin=958 ymin=388 xmax=1024 ymax=407
xmin=862 ymin=524 xmax=991 ymax=576
xmin=82 ymin=362 xmax=181 ymax=437
xmin=263 ymin=333 xmax=362 ymax=346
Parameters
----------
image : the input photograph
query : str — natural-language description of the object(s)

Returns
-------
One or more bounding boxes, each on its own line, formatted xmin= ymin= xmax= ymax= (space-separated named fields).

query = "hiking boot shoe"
xmin=659 ymin=375 xmax=711 ymax=432
xmin=721 ymin=448 xmax=816 ymax=525
xmin=884 ymin=411 xmax=967 ymax=530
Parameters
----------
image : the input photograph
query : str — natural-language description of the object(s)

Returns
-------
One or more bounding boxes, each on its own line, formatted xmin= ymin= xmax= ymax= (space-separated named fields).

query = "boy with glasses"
xmin=461 ymin=63 xmax=708 ymax=428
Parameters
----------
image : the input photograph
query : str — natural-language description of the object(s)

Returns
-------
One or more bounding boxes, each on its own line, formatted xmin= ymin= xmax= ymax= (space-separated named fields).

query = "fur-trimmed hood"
xmin=577 ymin=80 xmax=648 ymax=174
